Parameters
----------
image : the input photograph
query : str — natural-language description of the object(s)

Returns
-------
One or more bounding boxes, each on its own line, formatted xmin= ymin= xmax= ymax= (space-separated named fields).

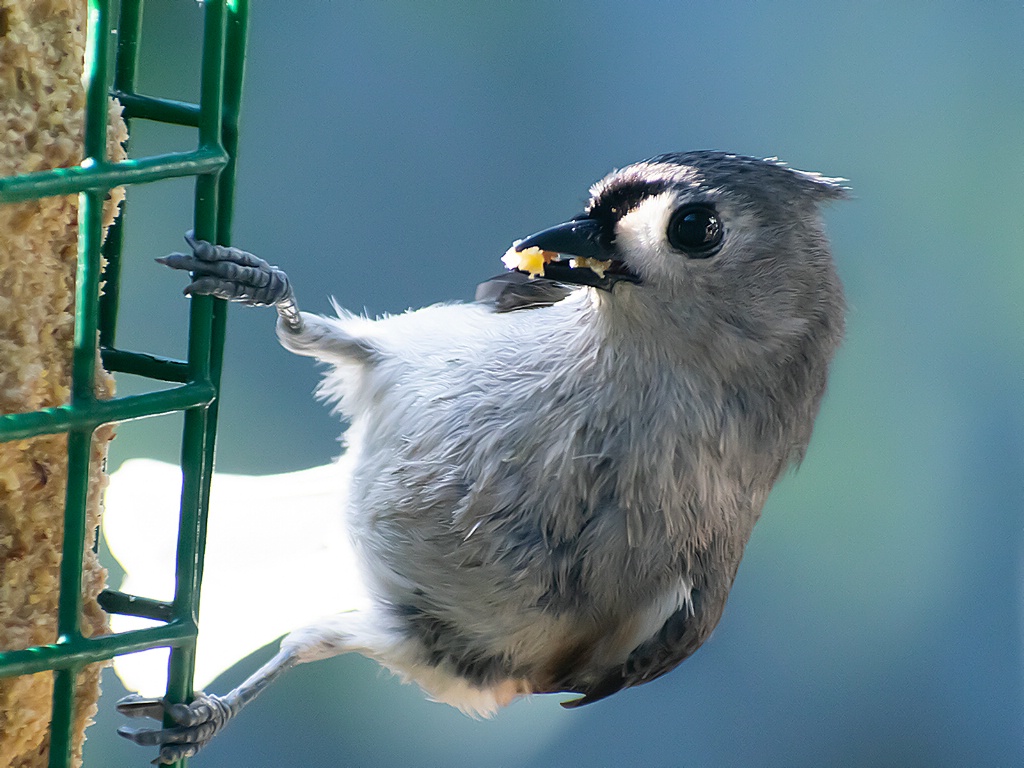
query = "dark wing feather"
xmin=560 ymin=589 xmax=709 ymax=708
xmin=475 ymin=272 xmax=573 ymax=313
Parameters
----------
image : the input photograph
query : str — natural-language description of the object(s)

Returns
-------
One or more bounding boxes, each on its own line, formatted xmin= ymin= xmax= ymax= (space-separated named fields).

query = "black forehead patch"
xmin=585 ymin=179 xmax=673 ymax=228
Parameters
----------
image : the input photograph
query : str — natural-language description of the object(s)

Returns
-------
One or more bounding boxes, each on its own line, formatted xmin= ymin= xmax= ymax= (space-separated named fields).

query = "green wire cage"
xmin=0 ymin=1 xmax=248 ymax=765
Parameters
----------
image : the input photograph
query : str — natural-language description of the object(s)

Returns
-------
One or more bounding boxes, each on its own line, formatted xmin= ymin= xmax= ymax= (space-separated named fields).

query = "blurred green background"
xmin=84 ymin=2 xmax=1023 ymax=766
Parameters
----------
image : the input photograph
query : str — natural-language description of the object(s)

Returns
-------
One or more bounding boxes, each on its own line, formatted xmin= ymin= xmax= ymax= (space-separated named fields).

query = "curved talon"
xmin=157 ymin=253 xmax=276 ymax=291
xmin=116 ymin=648 xmax=299 ymax=762
xmin=116 ymin=694 xmax=170 ymax=720
xmin=167 ymin=693 xmax=234 ymax=727
xmin=116 ymin=692 xmax=236 ymax=764
xmin=184 ymin=230 xmax=236 ymax=264
xmin=159 ymin=232 xmax=298 ymax=312
xmin=118 ymin=724 xmax=198 ymax=746
xmin=187 ymin=275 xmax=262 ymax=303
xmin=182 ymin=232 xmax=277 ymax=270
xmin=155 ymin=742 xmax=201 ymax=765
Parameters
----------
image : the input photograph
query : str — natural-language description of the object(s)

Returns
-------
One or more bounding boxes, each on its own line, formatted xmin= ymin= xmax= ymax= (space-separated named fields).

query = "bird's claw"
xmin=116 ymin=692 xmax=235 ymax=765
xmin=158 ymin=231 xmax=294 ymax=307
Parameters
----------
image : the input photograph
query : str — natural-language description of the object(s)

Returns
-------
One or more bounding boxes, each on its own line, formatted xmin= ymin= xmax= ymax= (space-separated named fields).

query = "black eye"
xmin=666 ymin=204 xmax=724 ymax=257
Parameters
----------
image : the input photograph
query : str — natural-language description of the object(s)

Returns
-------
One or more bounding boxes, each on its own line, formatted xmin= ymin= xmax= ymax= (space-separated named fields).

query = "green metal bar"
xmin=0 ymin=3 xmax=248 ymax=764
xmin=100 ymin=346 xmax=190 ymax=382
xmin=193 ymin=0 xmax=248 ymax=607
xmin=97 ymin=589 xmax=175 ymax=623
xmin=0 ymin=147 xmax=229 ymax=203
xmin=115 ymin=91 xmax=202 ymax=126
xmin=0 ymin=382 xmax=216 ymax=442
xmin=49 ymin=0 xmax=112 ymax=759
xmin=51 ymin=428 xmax=96 ymax=767
xmin=0 ymin=622 xmax=196 ymax=679
xmin=113 ymin=0 xmax=143 ymax=93
xmin=220 ymin=0 xmax=249 ymax=237
xmin=98 ymin=0 xmax=145 ymax=348
xmin=165 ymin=3 xmax=229 ymax=732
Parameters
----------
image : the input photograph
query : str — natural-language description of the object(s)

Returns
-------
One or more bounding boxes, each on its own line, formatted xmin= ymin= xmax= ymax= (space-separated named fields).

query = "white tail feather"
xmin=103 ymin=458 xmax=366 ymax=696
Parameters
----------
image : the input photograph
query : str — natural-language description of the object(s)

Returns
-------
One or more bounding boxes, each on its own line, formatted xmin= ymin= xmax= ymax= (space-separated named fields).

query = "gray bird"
xmin=116 ymin=151 xmax=846 ymax=763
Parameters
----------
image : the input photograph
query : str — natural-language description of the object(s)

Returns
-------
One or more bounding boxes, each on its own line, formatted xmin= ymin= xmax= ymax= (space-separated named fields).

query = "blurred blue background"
xmin=86 ymin=2 xmax=1024 ymax=766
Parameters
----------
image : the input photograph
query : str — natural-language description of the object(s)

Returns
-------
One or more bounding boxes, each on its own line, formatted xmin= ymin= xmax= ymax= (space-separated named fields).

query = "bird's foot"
xmin=116 ymin=691 xmax=236 ymax=765
xmin=158 ymin=232 xmax=295 ymax=308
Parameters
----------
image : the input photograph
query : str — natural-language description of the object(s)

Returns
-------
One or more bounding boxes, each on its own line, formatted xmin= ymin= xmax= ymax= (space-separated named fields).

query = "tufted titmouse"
xmin=115 ymin=151 xmax=846 ymax=763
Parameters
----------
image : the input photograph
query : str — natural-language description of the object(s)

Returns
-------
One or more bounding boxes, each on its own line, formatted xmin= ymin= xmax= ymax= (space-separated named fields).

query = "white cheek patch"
xmin=615 ymin=191 xmax=678 ymax=259
xmin=614 ymin=192 xmax=705 ymax=283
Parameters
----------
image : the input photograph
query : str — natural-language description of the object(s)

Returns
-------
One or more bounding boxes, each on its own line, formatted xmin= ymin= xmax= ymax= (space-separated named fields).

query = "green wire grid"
xmin=0 ymin=1 xmax=249 ymax=766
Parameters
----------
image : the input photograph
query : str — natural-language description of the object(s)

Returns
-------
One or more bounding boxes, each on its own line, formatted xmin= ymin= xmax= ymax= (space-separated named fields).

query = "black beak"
xmin=515 ymin=217 xmax=605 ymax=259
xmin=513 ymin=216 xmax=640 ymax=290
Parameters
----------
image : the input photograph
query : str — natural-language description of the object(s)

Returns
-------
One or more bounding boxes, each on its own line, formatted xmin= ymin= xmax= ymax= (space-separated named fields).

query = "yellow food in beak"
xmin=568 ymin=257 xmax=612 ymax=278
xmin=502 ymin=244 xmax=557 ymax=278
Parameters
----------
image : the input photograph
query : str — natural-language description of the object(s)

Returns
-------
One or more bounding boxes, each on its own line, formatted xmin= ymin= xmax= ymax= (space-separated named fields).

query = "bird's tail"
xmin=103 ymin=457 xmax=364 ymax=696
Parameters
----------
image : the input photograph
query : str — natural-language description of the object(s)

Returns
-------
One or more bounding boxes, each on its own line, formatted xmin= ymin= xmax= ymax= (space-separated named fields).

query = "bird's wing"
xmin=559 ymin=546 xmax=728 ymax=710
xmin=475 ymin=272 xmax=574 ymax=313
xmin=103 ymin=458 xmax=364 ymax=696
xmin=561 ymin=598 xmax=710 ymax=708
